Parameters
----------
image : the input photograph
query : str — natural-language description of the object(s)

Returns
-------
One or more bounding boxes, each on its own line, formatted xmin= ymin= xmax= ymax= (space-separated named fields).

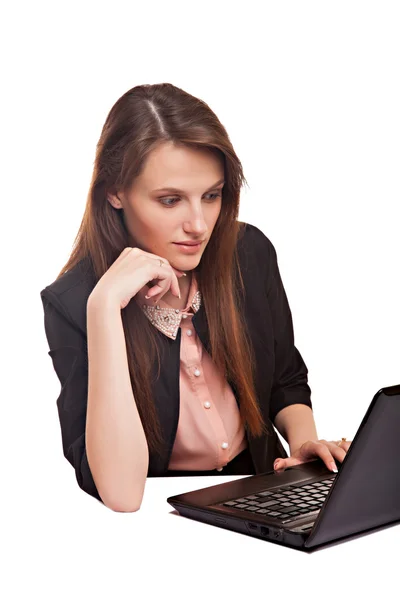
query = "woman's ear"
xmin=107 ymin=189 xmax=123 ymax=210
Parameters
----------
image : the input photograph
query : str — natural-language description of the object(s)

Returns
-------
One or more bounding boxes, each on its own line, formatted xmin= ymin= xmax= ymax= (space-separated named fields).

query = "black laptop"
xmin=167 ymin=384 xmax=400 ymax=551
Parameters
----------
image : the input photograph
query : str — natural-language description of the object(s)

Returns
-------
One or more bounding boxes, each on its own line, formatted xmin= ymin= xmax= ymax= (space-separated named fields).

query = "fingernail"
xmin=178 ymin=292 xmax=181 ymax=299
xmin=274 ymin=460 xmax=281 ymax=470
xmin=145 ymin=295 xmax=151 ymax=299
xmin=330 ymin=462 xmax=338 ymax=473
xmin=181 ymin=272 xmax=187 ymax=276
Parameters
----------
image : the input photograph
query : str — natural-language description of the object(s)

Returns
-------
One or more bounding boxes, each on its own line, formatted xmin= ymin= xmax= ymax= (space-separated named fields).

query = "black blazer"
xmin=40 ymin=222 xmax=312 ymax=504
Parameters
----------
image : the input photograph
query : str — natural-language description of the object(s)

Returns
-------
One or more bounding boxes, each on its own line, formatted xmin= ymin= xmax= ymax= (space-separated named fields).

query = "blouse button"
xmin=204 ymin=401 xmax=211 ymax=409
xmin=175 ymin=309 xmax=180 ymax=313
xmin=221 ymin=442 xmax=229 ymax=449
xmin=194 ymin=368 xmax=201 ymax=376
xmin=182 ymin=314 xmax=188 ymax=319
xmin=186 ymin=329 xmax=193 ymax=336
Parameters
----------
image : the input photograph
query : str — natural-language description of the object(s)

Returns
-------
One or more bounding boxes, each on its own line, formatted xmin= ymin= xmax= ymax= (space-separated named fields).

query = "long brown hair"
xmin=56 ymin=83 xmax=270 ymax=460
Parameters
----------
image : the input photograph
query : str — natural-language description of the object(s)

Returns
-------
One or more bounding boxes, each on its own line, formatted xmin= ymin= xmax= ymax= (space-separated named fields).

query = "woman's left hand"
xmin=274 ymin=439 xmax=352 ymax=473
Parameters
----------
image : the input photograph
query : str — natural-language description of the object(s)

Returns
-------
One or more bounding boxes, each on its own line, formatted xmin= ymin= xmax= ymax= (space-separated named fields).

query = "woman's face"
xmin=107 ymin=141 xmax=224 ymax=272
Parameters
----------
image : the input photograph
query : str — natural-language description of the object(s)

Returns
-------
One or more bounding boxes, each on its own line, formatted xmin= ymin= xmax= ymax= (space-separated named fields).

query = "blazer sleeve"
xmin=40 ymin=289 xmax=104 ymax=505
xmin=265 ymin=240 xmax=313 ymax=423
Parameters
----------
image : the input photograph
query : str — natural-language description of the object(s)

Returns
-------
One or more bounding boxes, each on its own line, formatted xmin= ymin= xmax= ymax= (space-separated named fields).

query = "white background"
xmin=2 ymin=1 xmax=399 ymax=598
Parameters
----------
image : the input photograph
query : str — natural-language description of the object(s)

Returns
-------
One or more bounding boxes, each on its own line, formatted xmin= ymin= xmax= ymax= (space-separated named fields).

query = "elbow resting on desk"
xmin=96 ymin=475 xmax=146 ymax=513
xmin=107 ymin=500 xmax=142 ymax=513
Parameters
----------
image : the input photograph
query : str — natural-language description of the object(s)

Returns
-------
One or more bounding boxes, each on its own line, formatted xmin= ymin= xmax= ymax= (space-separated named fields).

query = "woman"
xmin=40 ymin=83 xmax=351 ymax=512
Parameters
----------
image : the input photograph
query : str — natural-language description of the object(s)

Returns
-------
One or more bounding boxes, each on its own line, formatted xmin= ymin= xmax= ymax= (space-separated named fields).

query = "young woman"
xmin=40 ymin=83 xmax=351 ymax=512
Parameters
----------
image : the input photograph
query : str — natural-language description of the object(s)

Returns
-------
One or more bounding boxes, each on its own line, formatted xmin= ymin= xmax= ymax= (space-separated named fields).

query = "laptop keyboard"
xmin=219 ymin=476 xmax=336 ymax=524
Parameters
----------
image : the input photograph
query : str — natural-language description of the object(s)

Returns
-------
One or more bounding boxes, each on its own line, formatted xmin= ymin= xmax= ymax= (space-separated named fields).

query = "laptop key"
xmin=257 ymin=500 xmax=281 ymax=508
xmin=259 ymin=505 xmax=282 ymax=512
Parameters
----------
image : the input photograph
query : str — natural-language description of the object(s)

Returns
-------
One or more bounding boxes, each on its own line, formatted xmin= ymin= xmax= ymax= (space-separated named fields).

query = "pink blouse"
xmin=135 ymin=271 xmax=248 ymax=472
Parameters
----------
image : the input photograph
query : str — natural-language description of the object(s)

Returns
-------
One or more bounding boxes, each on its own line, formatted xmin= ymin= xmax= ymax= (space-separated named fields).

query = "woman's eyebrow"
xmin=152 ymin=178 xmax=225 ymax=194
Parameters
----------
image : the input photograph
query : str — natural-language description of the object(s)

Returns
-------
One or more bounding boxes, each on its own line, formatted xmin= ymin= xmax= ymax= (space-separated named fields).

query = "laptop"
xmin=167 ymin=384 xmax=400 ymax=551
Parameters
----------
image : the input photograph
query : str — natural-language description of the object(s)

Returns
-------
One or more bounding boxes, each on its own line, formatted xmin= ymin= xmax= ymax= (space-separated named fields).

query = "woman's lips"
xmin=174 ymin=241 xmax=204 ymax=246
xmin=173 ymin=242 xmax=203 ymax=253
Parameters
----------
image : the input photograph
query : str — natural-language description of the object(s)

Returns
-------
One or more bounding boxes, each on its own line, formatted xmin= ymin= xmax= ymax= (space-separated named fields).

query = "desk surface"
xmin=6 ymin=474 xmax=399 ymax=600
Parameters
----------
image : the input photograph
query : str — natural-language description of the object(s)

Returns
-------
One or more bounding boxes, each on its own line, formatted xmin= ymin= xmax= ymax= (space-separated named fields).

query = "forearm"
xmin=86 ymin=295 xmax=149 ymax=511
xmin=273 ymin=404 xmax=318 ymax=455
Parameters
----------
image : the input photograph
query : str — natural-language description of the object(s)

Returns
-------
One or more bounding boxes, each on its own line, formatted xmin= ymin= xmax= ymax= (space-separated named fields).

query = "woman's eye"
xmin=159 ymin=192 xmax=221 ymax=207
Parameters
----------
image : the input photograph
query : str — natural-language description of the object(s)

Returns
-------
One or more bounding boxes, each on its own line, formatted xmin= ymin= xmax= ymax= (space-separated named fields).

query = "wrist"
xmin=289 ymin=438 xmax=318 ymax=456
xmin=88 ymin=290 xmax=121 ymax=314
xmin=289 ymin=443 xmax=303 ymax=456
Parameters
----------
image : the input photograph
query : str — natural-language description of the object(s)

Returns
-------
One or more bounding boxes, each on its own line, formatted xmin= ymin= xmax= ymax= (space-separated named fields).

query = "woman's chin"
xmin=171 ymin=256 xmax=200 ymax=270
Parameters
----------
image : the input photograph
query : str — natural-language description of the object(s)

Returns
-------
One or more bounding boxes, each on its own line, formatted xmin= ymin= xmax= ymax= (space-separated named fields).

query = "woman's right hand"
xmin=88 ymin=247 xmax=187 ymax=310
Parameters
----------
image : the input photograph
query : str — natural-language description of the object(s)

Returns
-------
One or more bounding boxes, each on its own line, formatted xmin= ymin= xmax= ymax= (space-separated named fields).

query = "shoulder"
xmin=235 ymin=222 xmax=280 ymax=297
xmin=40 ymin=257 xmax=96 ymax=335
xmin=237 ymin=221 xmax=277 ymax=268
xmin=238 ymin=221 xmax=274 ymax=251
